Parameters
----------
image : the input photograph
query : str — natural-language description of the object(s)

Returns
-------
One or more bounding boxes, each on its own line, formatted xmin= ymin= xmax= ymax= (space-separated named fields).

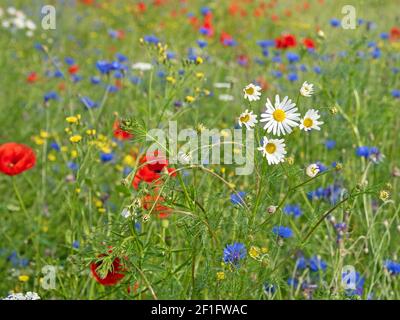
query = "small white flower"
xmin=243 ymin=83 xmax=261 ymax=101
xmin=214 ymin=82 xmax=232 ymax=89
xmin=6 ymin=7 xmax=17 ymax=15
xmin=26 ymin=30 xmax=34 ymax=37
xmin=260 ymin=95 xmax=300 ymax=136
xmin=121 ymin=208 xmax=131 ymax=219
xmin=306 ymin=163 xmax=320 ymax=177
xmin=2 ymin=20 xmax=10 ymax=28
xmin=238 ymin=109 xmax=258 ymax=130
xmin=300 ymin=81 xmax=314 ymax=97
xmin=258 ymin=136 xmax=287 ymax=165
xmin=25 ymin=19 xmax=36 ymax=30
xmin=12 ymin=17 xmax=25 ymax=29
xmin=299 ymin=109 xmax=324 ymax=131
xmin=218 ymin=94 xmax=234 ymax=101
xmin=132 ymin=62 xmax=153 ymax=71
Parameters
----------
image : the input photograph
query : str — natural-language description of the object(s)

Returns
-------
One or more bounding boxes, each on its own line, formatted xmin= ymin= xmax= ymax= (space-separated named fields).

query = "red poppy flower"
xmin=113 ymin=120 xmax=133 ymax=141
xmin=132 ymin=165 xmax=161 ymax=189
xmin=137 ymin=2 xmax=146 ymax=13
xmin=0 ymin=143 xmax=36 ymax=176
xmin=26 ymin=72 xmax=38 ymax=83
xmin=90 ymin=256 xmax=125 ymax=286
xmin=68 ymin=64 xmax=79 ymax=74
xmin=303 ymin=38 xmax=316 ymax=49
xmin=140 ymin=152 xmax=168 ymax=172
xmin=275 ymin=34 xmax=297 ymax=49
xmin=390 ymin=27 xmax=400 ymax=41
xmin=142 ymin=194 xmax=171 ymax=218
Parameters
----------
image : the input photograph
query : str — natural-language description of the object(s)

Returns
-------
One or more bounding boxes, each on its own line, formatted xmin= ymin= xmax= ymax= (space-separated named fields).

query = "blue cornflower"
xmin=230 ymin=192 xmax=246 ymax=205
xmin=91 ymin=76 xmax=101 ymax=84
xmin=286 ymin=52 xmax=300 ymax=63
xmin=116 ymin=53 xmax=128 ymax=62
xmin=392 ymin=89 xmax=400 ymax=98
xmin=287 ymin=277 xmax=299 ymax=288
xmin=50 ymin=142 xmax=60 ymax=152
xmin=72 ymin=74 xmax=83 ymax=83
xmin=308 ymin=255 xmax=327 ymax=272
xmin=256 ymin=40 xmax=275 ymax=48
xmin=271 ymin=70 xmax=282 ymax=78
xmin=371 ymin=47 xmax=381 ymax=59
xmin=271 ymin=55 xmax=282 ymax=63
xmin=356 ymin=146 xmax=370 ymax=157
xmin=44 ymin=91 xmax=59 ymax=102
xmin=223 ymin=243 xmax=246 ymax=265
xmin=313 ymin=66 xmax=321 ymax=74
xmin=197 ymin=39 xmax=207 ymax=48
xmin=330 ymin=18 xmax=340 ymax=27
xmin=325 ymin=140 xmax=336 ymax=150
xmin=54 ymin=69 xmax=64 ymax=78
xmin=107 ymin=85 xmax=119 ymax=93
xmin=100 ymin=153 xmax=114 ymax=163
xmin=384 ymin=260 xmax=400 ymax=275
xmin=96 ymin=60 xmax=112 ymax=74
xmin=316 ymin=162 xmax=328 ymax=172
xmin=64 ymin=57 xmax=75 ymax=65
xmin=262 ymin=49 xmax=269 ymax=57
xmin=287 ymin=73 xmax=298 ymax=82
xmin=200 ymin=7 xmax=211 ymax=16
xmin=143 ymin=35 xmax=159 ymax=44
xmin=80 ymin=96 xmax=97 ymax=109
xmin=380 ymin=32 xmax=389 ymax=40
xmin=68 ymin=162 xmax=79 ymax=171
xmin=72 ymin=241 xmax=80 ymax=249
xmin=295 ymin=257 xmax=308 ymax=270
xmin=284 ymin=204 xmax=302 ymax=218
xmin=272 ymin=226 xmax=293 ymax=238
xmin=263 ymin=283 xmax=276 ymax=295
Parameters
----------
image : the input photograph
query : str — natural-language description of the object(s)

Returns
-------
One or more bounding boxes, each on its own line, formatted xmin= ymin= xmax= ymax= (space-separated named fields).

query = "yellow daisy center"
xmin=303 ymin=118 xmax=313 ymax=128
xmin=273 ymin=109 xmax=286 ymax=122
xmin=240 ymin=114 xmax=250 ymax=123
xmin=245 ymin=87 xmax=254 ymax=95
xmin=265 ymin=143 xmax=276 ymax=154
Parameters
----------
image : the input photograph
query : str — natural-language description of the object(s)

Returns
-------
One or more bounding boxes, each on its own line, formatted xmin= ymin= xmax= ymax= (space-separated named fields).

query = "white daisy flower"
xmin=260 ymin=95 xmax=300 ymax=136
xmin=243 ymin=83 xmax=261 ymax=101
xmin=238 ymin=109 xmax=258 ymax=130
xmin=299 ymin=109 xmax=324 ymax=131
xmin=258 ymin=137 xmax=287 ymax=165
xmin=300 ymin=81 xmax=314 ymax=97
xmin=306 ymin=163 xmax=320 ymax=177
xmin=131 ymin=62 xmax=153 ymax=71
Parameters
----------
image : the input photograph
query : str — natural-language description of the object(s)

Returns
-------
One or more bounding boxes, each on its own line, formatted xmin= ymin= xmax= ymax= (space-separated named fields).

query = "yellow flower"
xmin=216 ymin=272 xmax=225 ymax=281
xmin=66 ymin=116 xmax=79 ymax=124
xmin=33 ymin=136 xmax=45 ymax=145
xmin=286 ymin=156 xmax=295 ymax=165
xmin=18 ymin=275 xmax=30 ymax=282
xmin=166 ymin=76 xmax=176 ymax=84
xmin=379 ymin=190 xmax=390 ymax=201
xmin=61 ymin=146 xmax=68 ymax=153
xmin=95 ymin=199 xmax=103 ymax=208
xmin=69 ymin=135 xmax=82 ymax=143
xmin=75 ymin=188 xmax=81 ymax=194
xmin=196 ymin=72 xmax=204 ymax=79
xmin=249 ymin=246 xmax=261 ymax=260
xmin=195 ymin=57 xmax=203 ymax=65
xmin=71 ymin=150 xmax=78 ymax=158
xmin=185 ymin=95 xmax=195 ymax=103
xmin=40 ymin=130 xmax=50 ymax=139
xmin=98 ymin=208 xmax=106 ymax=213
xmin=48 ymin=154 xmax=56 ymax=162
xmin=86 ymin=129 xmax=96 ymax=136
xmin=123 ymin=154 xmax=136 ymax=167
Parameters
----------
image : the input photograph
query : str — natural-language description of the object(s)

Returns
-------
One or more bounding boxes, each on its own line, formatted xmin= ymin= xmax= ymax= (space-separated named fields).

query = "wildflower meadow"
xmin=1 ymin=0 xmax=400 ymax=303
